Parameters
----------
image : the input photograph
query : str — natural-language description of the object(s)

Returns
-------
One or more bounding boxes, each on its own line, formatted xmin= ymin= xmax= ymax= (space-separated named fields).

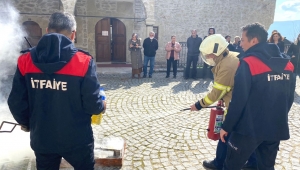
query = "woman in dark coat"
xmin=268 ymin=31 xmax=285 ymax=53
xmin=287 ymin=33 xmax=300 ymax=74
xmin=128 ymin=33 xmax=143 ymax=78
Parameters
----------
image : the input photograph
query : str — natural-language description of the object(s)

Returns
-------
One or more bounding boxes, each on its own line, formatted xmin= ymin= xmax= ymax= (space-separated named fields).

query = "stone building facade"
xmin=10 ymin=0 xmax=276 ymax=66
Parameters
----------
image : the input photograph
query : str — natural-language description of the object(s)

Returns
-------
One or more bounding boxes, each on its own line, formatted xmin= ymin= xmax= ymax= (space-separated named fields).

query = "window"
xmin=153 ymin=26 xmax=158 ymax=40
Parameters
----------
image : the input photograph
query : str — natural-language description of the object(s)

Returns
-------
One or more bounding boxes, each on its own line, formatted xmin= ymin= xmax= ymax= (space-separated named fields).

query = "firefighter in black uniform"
xmin=220 ymin=23 xmax=296 ymax=170
xmin=8 ymin=12 xmax=106 ymax=170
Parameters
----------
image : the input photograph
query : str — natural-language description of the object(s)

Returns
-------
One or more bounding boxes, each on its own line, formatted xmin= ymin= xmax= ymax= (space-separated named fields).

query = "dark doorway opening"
xmin=22 ymin=21 xmax=42 ymax=48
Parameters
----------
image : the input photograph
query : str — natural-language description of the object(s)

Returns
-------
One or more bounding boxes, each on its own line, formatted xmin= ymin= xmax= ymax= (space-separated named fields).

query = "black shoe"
xmin=173 ymin=75 xmax=176 ymax=78
xmin=149 ymin=75 xmax=152 ymax=78
xmin=166 ymin=75 xmax=170 ymax=78
xmin=203 ymin=160 xmax=218 ymax=170
xmin=143 ymin=75 xmax=146 ymax=78
xmin=242 ymin=162 xmax=257 ymax=170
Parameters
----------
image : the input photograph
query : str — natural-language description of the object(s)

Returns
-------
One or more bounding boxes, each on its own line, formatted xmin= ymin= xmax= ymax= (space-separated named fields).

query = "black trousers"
xmin=185 ymin=55 xmax=198 ymax=78
xmin=166 ymin=57 xmax=178 ymax=76
xmin=34 ymin=143 xmax=95 ymax=170
xmin=223 ymin=132 xmax=280 ymax=170
xmin=213 ymin=133 xmax=257 ymax=169
xmin=202 ymin=62 xmax=214 ymax=79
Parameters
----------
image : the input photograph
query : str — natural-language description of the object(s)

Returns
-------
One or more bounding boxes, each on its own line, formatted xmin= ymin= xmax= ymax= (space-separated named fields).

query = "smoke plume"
xmin=0 ymin=1 xmax=35 ymax=168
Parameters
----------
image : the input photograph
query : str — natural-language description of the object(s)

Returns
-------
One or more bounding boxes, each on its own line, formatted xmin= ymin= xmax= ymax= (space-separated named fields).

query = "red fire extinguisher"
xmin=207 ymin=100 xmax=224 ymax=141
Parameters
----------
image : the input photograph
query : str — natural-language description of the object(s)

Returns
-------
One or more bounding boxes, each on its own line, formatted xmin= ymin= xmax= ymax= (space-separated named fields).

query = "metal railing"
xmin=178 ymin=42 xmax=204 ymax=68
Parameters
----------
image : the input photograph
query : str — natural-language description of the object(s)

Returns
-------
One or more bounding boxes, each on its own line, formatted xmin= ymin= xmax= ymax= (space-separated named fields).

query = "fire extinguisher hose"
xmin=180 ymin=105 xmax=219 ymax=111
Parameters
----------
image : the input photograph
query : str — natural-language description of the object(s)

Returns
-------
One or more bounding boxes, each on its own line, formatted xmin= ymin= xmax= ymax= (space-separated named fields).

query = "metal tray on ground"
xmin=60 ymin=137 xmax=125 ymax=168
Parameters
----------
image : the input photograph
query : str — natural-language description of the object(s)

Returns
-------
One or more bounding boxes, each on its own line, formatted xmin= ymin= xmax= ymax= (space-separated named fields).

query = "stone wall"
xmin=152 ymin=0 xmax=276 ymax=65
xmin=11 ymin=0 xmax=63 ymax=38
xmin=11 ymin=0 xmax=275 ymax=67
xmin=80 ymin=0 xmax=134 ymax=62
xmin=133 ymin=0 xmax=147 ymax=39
xmin=13 ymin=0 xmax=61 ymax=14
xmin=74 ymin=0 xmax=88 ymax=51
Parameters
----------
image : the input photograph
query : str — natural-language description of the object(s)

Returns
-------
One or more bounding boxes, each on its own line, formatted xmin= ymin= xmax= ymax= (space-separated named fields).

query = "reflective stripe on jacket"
xmin=200 ymin=51 xmax=240 ymax=111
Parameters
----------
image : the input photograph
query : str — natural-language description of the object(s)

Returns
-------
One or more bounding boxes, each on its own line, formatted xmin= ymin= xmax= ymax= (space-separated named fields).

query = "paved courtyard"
xmin=1 ymin=71 xmax=300 ymax=170
xmin=93 ymin=72 xmax=300 ymax=170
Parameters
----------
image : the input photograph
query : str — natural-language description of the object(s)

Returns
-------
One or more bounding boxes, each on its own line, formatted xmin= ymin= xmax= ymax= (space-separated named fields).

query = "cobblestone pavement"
xmin=1 ymin=72 xmax=300 ymax=170
xmin=92 ymin=72 xmax=300 ymax=170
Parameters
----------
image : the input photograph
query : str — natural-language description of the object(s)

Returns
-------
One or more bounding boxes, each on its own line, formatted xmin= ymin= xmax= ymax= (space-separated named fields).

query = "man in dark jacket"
xmin=142 ymin=31 xmax=158 ymax=78
xmin=7 ymin=12 xmax=106 ymax=170
xmin=287 ymin=33 xmax=300 ymax=75
xmin=225 ymin=35 xmax=235 ymax=51
xmin=220 ymin=23 xmax=296 ymax=170
xmin=235 ymin=41 xmax=245 ymax=57
xmin=185 ymin=29 xmax=202 ymax=79
xmin=203 ymin=27 xmax=216 ymax=79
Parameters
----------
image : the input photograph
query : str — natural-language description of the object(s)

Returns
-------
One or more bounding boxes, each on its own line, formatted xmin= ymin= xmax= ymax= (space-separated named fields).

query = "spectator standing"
xmin=232 ymin=36 xmax=240 ymax=49
xmin=203 ymin=27 xmax=216 ymax=79
xmin=268 ymin=31 xmax=285 ymax=53
xmin=128 ymin=33 xmax=143 ymax=78
xmin=208 ymin=27 xmax=216 ymax=36
xmin=225 ymin=35 xmax=235 ymax=51
xmin=185 ymin=29 xmax=202 ymax=79
xmin=287 ymin=33 xmax=300 ymax=74
xmin=165 ymin=35 xmax=182 ymax=78
xmin=232 ymin=36 xmax=244 ymax=56
xmin=143 ymin=31 xmax=158 ymax=78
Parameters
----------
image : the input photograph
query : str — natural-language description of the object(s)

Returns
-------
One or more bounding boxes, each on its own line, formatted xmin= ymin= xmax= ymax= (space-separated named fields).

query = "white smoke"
xmin=0 ymin=1 xmax=26 ymax=115
xmin=0 ymin=1 xmax=35 ymax=168
xmin=0 ymin=1 xmax=26 ymax=102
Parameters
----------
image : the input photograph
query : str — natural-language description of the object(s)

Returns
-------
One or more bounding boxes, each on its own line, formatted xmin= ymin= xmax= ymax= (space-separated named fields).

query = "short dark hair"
xmin=225 ymin=35 xmax=231 ymax=39
xmin=241 ymin=23 xmax=268 ymax=43
xmin=171 ymin=35 xmax=176 ymax=39
xmin=48 ymin=12 xmax=76 ymax=33
xmin=208 ymin=27 xmax=215 ymax=35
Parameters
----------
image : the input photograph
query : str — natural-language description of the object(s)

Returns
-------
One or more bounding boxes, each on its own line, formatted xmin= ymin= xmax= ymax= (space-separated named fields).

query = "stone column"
xmin=142 ymin=0 xmax=156 ymax=37
xmin=61 ymin=0 xmax=77 ymax=14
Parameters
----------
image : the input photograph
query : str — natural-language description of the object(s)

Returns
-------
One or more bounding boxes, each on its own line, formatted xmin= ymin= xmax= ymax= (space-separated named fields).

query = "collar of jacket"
xmin=190 ymin=35 xmax=199 ymax=38
xmin=214 ymin=49 xmax=229 ymax=65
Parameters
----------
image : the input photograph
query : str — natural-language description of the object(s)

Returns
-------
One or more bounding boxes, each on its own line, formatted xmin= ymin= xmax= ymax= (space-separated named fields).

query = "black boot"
xmin=203 ymin=160 xmax=219 ymax=170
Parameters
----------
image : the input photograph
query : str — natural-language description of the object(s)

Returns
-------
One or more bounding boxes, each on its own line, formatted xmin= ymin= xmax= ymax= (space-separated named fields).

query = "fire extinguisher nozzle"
xmin=180 ymin=108 xmax=190 ymax=111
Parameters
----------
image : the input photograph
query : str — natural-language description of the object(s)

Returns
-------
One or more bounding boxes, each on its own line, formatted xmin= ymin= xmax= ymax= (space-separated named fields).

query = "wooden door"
xmin=22 ymin=21 xmax=42 ymax=48
xmin=111 ymin=18 xmax=126 ymax=62
xmin=95 ymin=18 xmax=111 ymax=62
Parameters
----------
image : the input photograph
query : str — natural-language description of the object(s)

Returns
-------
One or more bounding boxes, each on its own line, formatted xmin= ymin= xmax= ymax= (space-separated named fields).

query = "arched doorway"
xmin=22 ymin=21 xmax=42 ymax=48
xmin=95 ymin=18 xmax=126 ymax=62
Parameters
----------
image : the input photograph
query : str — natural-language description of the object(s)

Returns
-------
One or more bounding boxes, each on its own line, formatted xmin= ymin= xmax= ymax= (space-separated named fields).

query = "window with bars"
xmin=153 ymin=26 xmax=158 ymax=40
